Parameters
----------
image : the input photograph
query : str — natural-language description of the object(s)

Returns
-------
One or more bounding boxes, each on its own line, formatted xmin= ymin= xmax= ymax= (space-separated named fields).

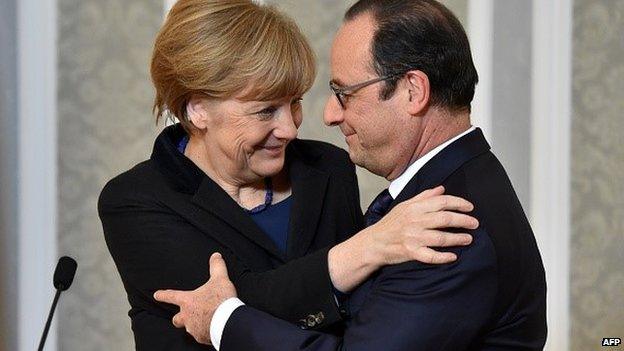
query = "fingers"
xmin=417 ymin=229 xmax=472 ymax=247
xmin=154 ymin=289 xmax=184 ymax=306
xmin=422 ymin=211 xmax=479 ymax=230
xmin=410 ymin=186 xmax=445 ymax=202
xmin=419 ymin=195 xmax=474 ymax=213
xmin=414 ymin=247 xmax=458 ymax=264
xmin=209 ymin=252 xmax=230 ymax=281
xmin=172 ymin=313 xmax=184 ymax=328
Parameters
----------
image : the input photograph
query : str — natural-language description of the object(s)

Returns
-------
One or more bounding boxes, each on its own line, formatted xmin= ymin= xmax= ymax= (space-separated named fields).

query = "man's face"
xmin=324 ymin=13 xmax=416 ymax=179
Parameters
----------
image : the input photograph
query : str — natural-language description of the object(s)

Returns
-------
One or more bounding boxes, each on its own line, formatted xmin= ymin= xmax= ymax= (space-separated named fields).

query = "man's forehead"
xmin=330 ymin=13 xmax=376 ymax=82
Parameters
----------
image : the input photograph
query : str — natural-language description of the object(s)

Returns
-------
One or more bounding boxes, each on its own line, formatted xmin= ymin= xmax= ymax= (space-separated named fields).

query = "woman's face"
xmin=192 ymin=94 xmax=303 ymax=184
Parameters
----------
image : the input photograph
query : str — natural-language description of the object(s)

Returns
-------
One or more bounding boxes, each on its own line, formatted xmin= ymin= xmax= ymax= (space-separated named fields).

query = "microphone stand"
xmin=38 ymin=289 xmax=62 ymax=351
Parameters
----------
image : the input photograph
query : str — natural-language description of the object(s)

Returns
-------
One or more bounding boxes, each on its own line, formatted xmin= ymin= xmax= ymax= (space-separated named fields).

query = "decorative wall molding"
xmin=531 ymin=0 xmax=572 ymax=350
xmin=17 ymin=0 xmax=58 ymax=350
xmin=467 ymin=0 xmax=494 ymax=140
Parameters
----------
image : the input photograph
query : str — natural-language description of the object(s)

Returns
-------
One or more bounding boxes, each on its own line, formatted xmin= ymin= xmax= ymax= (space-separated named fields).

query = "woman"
xmin=98 ymin=0 xmax=476 ymax=350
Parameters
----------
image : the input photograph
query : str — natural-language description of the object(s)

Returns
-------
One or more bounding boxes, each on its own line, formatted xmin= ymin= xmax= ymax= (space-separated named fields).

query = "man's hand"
xmin=154 ymin=253 xmax=237 ymax=345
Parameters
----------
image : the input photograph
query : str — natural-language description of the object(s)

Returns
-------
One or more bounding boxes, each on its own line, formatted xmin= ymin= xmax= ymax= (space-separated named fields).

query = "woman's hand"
xmin=365 ymin=185 xmax=477 ymax=265
xmin=328 ymin=186 xmax=478 ymax=293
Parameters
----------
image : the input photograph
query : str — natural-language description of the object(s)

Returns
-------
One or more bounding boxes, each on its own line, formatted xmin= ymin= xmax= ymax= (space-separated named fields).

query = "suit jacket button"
xmin=306 ymin=315 xmax=317 ymax=328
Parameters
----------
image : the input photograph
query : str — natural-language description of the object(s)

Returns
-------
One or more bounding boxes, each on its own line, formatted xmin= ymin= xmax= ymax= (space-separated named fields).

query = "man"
xmin=155 ymin=0 xmax=548 ymax=350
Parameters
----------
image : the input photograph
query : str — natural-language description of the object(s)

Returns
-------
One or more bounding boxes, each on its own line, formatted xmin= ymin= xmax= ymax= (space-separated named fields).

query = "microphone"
xmin=38 ymin=256 xmax=77 ymax=351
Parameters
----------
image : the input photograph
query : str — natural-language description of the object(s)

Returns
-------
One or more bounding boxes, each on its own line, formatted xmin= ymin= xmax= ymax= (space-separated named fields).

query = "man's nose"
xmin=323 ymin=97 xmax=344 ymax=126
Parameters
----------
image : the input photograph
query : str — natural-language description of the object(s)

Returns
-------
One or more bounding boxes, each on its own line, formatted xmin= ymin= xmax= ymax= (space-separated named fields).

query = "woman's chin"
xmin=251 ymin=157 xmax=286 ymax=177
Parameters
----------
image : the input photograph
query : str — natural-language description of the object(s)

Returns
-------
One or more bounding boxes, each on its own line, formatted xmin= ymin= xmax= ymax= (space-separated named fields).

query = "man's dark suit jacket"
xmin=98 ymin=124 xmax=364 ymax=350
xmin=222 ymin=128 xmax=548 ymax=351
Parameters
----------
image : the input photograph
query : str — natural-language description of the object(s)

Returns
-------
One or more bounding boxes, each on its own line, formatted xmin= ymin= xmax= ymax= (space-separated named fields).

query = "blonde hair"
xmin=151 ymin=0 xmax=317 ymax=132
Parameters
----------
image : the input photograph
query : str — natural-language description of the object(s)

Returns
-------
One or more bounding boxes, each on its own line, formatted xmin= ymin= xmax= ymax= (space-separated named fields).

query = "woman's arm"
xmin=328 ymin=186 xmax=477 ymax=292
xmin=100 ymin=174 xmax=476 ymax=345
xmin=98 ymin=176 xmax=346 ymax=341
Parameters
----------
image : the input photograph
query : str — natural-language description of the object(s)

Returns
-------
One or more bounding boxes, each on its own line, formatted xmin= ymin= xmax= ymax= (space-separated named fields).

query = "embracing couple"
xmin=99 ymin=0 xmax=547 ymax=350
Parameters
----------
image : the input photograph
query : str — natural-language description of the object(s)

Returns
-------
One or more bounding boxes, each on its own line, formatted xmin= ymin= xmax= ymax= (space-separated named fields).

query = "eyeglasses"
xmin=329 ymin=74 xmax=399 ymax=109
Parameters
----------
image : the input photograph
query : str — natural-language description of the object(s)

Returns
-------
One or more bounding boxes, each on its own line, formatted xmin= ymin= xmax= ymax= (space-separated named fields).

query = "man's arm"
xmin=217 ymin=228 xmax=497 ymax=351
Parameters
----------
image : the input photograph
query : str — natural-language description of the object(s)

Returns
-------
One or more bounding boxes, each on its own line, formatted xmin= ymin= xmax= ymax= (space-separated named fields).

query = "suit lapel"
xmin=192 ymin=177 xmax=286 ymax=262
xmin=286 ymin=150 xmax=329 ymax=260
xmin=348 ymin=129 xmax=491 ymax=318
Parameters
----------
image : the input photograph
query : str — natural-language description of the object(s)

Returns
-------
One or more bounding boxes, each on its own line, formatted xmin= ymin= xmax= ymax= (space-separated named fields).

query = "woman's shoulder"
xmin=289 ymin=138 xmax=352 ymax=167
xmin=98 ymin=160 xmax=163 ymax=210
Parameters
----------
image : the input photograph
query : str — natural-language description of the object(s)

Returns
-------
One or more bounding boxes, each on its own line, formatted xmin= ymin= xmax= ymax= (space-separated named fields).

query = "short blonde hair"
xmin=151 ymin=0 xmax=317 ymax=132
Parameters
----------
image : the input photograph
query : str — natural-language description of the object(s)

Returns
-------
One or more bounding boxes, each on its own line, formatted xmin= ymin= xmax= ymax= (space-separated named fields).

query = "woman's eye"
xmin=256 ymin=106 xmax=277 ymax=118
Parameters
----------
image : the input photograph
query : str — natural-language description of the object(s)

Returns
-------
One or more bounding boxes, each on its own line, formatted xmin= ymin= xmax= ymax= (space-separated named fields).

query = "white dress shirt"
xmin=209 ymin=126 xmax=476 ymax=350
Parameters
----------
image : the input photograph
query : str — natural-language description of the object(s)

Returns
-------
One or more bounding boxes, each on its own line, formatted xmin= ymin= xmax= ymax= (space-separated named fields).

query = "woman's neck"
xmin=184 ymin=135 xmax=291 ymax=209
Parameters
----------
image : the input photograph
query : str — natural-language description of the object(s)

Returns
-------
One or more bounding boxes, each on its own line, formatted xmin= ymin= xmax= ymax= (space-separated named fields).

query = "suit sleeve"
xmin=98 ymin=176 xmax=342 ymax=351
xmin=219 ymin=228 xmax=498 ymax=351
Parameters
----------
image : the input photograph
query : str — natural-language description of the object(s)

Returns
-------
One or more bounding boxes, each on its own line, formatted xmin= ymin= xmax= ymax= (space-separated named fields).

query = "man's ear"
xmin=404 ymin=70 xmax=430 ymax=115
xmin=186 ymin=95 xmax=210 ymax=130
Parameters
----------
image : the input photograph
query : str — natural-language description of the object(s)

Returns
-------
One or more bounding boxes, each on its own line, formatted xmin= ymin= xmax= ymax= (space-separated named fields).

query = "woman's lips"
xmin=259 ymin=145 xmax=284 ymax=156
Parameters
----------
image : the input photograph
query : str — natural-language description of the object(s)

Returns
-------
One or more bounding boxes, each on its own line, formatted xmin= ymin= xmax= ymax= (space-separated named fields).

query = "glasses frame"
xmin=329 ymin=74 xmax=400 ymax=109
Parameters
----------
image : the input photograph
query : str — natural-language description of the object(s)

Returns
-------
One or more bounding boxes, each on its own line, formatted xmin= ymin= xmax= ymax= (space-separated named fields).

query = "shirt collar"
xmin=388 ymin=126 xmax=476 ymax=199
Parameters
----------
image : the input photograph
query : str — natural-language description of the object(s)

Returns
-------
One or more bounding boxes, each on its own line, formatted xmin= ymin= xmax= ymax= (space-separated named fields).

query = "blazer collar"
xmin=391 ymin=128 xmax=491 ymax=207
xmin=285 ymin=142 xmax=329 ymax=259
xmin=151 ymin=125 xmax=329 ymax=261
xmin=150 ymin=124 xmax=204 ymax=194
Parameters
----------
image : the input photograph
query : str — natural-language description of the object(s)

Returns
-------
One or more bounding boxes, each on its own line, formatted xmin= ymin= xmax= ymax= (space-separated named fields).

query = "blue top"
xmin=177 ymin=134 xmax=291 ymax=255
xmin=249 ymin=197 xmax=292 ymax=254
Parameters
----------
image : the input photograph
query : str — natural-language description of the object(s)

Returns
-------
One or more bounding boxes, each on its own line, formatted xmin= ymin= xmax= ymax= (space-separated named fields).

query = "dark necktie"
xmin=364 ymin=189 xmax=393 ymax=227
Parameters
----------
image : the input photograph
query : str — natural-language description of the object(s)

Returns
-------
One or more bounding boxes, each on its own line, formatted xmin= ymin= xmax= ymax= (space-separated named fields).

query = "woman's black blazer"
xmin=98 ymin=125 xmax=364 ymax=350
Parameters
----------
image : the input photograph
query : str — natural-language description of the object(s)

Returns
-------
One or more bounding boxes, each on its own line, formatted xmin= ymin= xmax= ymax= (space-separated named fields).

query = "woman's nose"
xmin=273 ymin=111 xmax=298 ymax=141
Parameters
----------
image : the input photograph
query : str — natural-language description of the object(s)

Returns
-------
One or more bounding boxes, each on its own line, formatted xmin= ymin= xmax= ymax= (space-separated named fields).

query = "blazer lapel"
xmin=286 ymin=154 xmax=329 ymax=260
xmin=192 ymin=177 xmax=286 ymax=262
xmin=391 ymin=128 xmax=491 ymax=208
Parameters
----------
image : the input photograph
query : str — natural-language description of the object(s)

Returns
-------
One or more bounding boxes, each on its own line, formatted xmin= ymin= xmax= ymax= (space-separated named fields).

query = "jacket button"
xmin=298 ymin=319 xmax=309 ymax=330
xmin=306 ymin=315 xmax=317 ymax=328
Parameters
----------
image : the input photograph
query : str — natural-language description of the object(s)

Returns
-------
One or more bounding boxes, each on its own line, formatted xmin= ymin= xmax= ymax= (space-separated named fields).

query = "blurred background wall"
xmin=55 ymin=1 xmax=162 ymax=350
xmin=0 ymin=0 xmax=19 ymax=350
xmin=570 ymin=0 xmax=624 ymax=349
xmin=1 ymin=0 xmax=622 ymax=350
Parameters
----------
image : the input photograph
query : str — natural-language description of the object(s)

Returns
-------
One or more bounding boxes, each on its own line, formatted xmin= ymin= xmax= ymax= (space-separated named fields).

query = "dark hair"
xmin=345 ymin=0 xmax=478 ymax=112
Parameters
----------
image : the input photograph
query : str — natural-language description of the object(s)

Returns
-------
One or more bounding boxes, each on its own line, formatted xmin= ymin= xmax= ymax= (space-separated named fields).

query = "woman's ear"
xmin=186 ymin=96 xmax=210 ymax=130
xmin=404 ymin=70 xmax=430 ymax=115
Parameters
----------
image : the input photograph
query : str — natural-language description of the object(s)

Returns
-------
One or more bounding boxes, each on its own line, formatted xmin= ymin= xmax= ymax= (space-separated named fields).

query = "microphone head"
xmin=53 ymin=256 xmax=77 ymax=291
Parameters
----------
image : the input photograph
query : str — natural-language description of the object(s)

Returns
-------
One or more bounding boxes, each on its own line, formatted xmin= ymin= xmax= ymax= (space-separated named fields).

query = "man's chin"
xmin=347 ymin=148 xmax=366 ymax=167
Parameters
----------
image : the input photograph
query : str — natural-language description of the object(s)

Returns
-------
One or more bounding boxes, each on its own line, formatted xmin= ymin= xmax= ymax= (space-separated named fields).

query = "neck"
xmin=388 ymin=109 xmax=471 ymax=180
xmin=185 ymin=135 xmax=264 ymax=206
xmin=184 ymin=134 xmax=291 ymax=208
